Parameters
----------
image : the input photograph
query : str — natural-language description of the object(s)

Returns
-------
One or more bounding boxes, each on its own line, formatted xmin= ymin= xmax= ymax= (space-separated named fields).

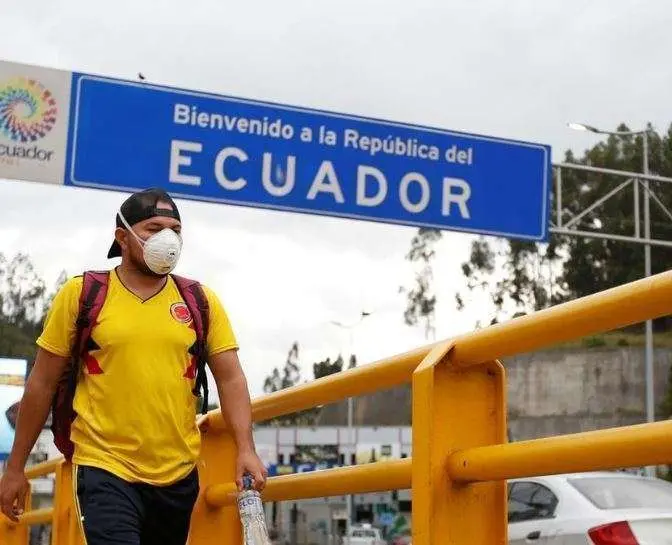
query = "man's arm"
xmin=208 ymin=349 xmax=267 ymax=490
xmin=208 ymin=349 xmax=254 ymax=452
xmin=8 ymin=348 xmax=69 ymax=470
xmin=0 ymin=348 xmax=70 ymax=521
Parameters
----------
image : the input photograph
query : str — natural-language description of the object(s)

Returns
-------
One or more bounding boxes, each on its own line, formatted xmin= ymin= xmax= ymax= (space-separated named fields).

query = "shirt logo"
xmin=170 ymin=302 xmax=192 ymax=323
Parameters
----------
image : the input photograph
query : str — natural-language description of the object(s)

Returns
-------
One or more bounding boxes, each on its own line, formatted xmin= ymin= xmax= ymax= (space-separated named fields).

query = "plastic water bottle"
xmin=237 ymin=474 xmax=272 ymax=545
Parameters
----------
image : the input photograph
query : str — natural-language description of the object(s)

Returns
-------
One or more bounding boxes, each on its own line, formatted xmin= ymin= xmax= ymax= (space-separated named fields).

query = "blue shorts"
xmin=74 ymin=465 xmax=199 ymax=545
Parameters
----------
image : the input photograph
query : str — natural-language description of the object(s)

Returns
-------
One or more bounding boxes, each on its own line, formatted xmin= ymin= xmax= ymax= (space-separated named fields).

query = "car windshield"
xmin=568 ymin=476 xmax=672 ymax=510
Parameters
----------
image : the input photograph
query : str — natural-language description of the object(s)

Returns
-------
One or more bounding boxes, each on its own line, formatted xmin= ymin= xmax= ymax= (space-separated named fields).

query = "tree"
xmin=455 ymin=237 xmax=564 ymax=325
xmin=312 ymin=355 xmax=344 ymax=379
xmin=259 ymin=346 xmax=359 ymax=428
xmin=0 ymin=253 xmax=46 ymax=327
xmin=0 ymin=253 xmax=65 ymax=363
xmin=400 ymin=228 xmax=442 ymax=339
xmin=43 ymin=270 xmax=68 ymax=311
xmin=558 ymin=126 xmax=672 ymax=303
xmin=313 ymin=353 xmax=358 ymax=378
xmin=403 ymin=123 xmax=672 ymax=328
xmin=261 ymin=342 xmax=328 ymax=426
xmin=263 ymin=342 xmax=301 ymax=395
xmin=260 ymin=342 xmax=311 ymax=426
xmin=0 ymin=321 xmax=36 ymax=361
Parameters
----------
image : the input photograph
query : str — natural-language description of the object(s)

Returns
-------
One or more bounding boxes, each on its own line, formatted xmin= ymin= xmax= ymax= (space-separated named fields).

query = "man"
xmin=0 ymin=188 xmax=267 ymax=544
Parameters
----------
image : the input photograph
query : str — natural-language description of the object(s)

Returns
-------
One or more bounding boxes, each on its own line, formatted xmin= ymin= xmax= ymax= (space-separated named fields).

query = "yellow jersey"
xmin=36 ymin=268 xmax=238 ymax=485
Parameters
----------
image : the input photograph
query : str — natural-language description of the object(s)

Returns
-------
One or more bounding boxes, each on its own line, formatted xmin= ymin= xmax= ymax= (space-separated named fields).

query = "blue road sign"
xmin=63 ymin=72 xmax=550 ymax=241
xmin=379 ymin=513 xmax=395 ymax=526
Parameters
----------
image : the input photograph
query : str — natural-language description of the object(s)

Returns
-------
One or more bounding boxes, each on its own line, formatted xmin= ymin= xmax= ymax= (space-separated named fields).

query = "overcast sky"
xmin=2 ymin=0 xmax=671 ymax=398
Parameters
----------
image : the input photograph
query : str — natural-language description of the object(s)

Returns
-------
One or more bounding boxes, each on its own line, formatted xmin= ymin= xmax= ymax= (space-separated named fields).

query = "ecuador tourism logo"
xmin=0 ymin=76 xmax=58 ymax=162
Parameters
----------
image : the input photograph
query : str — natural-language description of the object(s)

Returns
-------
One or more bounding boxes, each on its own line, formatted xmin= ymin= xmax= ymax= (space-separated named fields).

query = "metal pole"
xmin=643 ymin=130 xmax=655 ymax=478
xmin=567 ymin=121 xmax=660 ymax=478
xmin=330 ymin=311 xmax=372 ymax=539
xmin=346 ymin=395 xmax=353 ymax=537
xmin=346 ymin=327 xmax=355 ymax=541
xmin=556 ymin=167 xmax=563 ymax=228
xmin=635 ymin=168 xmax=641 ymax=239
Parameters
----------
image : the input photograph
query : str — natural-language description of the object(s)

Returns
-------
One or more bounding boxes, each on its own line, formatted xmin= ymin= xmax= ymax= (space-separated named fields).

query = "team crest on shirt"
xmin=170 ymin=302 xmax=192 ymax=323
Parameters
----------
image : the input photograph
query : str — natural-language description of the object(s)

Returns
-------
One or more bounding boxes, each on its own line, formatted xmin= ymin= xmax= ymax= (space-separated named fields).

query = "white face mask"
xmin=118 ymin=211 xmax=183 ymax=275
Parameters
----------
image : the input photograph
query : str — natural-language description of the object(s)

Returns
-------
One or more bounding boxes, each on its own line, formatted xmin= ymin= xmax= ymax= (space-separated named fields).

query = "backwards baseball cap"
xmin=107 ymin=187 xmax=181 ymax=259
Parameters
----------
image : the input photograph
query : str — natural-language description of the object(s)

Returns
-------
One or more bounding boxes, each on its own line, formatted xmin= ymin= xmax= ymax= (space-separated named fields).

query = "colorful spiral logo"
xmin=0 ymin=77 xmax=58 ymax=143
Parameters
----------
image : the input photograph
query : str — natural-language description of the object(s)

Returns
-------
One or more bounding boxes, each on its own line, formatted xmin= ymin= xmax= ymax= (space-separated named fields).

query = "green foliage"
xmin=0 ymin=252 xmax=46 ymax=327
xmin=582 ymin=336 xmax=607 ymax=348
xmin=399 ymin=228 xmax=442 ymax=339
xmin=0 ymin=252 xmax=66 ymax=366
xmin=260 ymin=345 xmax=358 ymax=426
xmin=658 ymin=364 xmax=672 ymax=420
xmin=456 ymin=237 xmax=564 ymax=324
xmin=402 ymin=123 xmax=672 ymax=330
xmin=261 ymin=342 xmax=316 ymax=426
xmin=313 ymin=354 xmax=344 ymax=379
xmin=263 ymin=342 xmax=301 ymax=394
xmin=0 ymin=321 xmax=37 ymax=361
xmin=559 ymin=124 xmax=672 ymax=301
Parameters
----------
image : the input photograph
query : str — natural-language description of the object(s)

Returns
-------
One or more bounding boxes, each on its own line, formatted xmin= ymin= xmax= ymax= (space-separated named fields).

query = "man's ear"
xmin=114 ymin=227 xmax=128 ymax=251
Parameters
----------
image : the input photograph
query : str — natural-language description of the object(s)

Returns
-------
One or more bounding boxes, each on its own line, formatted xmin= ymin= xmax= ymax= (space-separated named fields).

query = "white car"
xmin=507 ymin=471 xmax=672 ymax=544
xmin=342 ymin=524 xmax=386 ymax=545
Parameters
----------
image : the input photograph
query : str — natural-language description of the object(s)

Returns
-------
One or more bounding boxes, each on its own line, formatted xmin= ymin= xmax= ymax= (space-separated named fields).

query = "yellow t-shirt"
xmin=36 ymin=268 xmax=238 ymax=485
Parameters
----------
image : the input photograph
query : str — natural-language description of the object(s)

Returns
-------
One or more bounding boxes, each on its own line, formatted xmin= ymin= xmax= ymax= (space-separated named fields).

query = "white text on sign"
xmin=168 ymin=140 xmax=472 ymax=219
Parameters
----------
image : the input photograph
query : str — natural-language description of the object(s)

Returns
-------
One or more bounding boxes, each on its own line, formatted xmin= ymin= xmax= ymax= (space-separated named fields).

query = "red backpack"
xmin=49 ymin=270 xmax=210 ymax=461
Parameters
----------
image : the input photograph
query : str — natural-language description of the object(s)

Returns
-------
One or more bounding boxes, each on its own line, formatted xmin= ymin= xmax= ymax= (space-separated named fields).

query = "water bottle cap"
xmin=242 ymin=473 xmax=254 ymax=490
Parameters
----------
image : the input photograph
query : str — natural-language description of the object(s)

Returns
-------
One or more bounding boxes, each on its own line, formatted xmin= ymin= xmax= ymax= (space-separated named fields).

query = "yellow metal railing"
xmin=448 ymin=420 xmax=672 ymax=482
xmin=2 ymin=269 xmax=672 ymax=545
xmin=0 ymin=457 xmax=82 ymax=545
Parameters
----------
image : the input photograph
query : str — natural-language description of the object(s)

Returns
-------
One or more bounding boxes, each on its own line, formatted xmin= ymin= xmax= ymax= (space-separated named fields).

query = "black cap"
xmin=107 ymin=188 xmax=181 ymax=259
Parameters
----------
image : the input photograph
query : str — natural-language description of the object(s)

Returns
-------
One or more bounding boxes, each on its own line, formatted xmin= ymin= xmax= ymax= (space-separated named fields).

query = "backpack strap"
xmin=52 ymin=270 xmax=109 ymax=460
xmin=171 ymin=274 xmax=210 ymax=414
xmin=74 ymin=271 xmax=110 ymax=362
xmin=70 ymin=270 xmax=110 ymax=406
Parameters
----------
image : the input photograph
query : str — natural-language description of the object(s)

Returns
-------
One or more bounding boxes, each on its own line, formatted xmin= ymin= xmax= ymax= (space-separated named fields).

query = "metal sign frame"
xmin=551 ymin=162 xmax=672 ymax=248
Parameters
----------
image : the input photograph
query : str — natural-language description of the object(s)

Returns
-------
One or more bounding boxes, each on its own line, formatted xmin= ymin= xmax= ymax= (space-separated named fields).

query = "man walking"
xmin=0 ymin=188 xmax=267 ymax=544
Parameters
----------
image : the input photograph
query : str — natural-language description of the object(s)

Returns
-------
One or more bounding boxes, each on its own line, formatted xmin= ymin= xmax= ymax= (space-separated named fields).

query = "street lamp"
xmin=330 ymin=311 xmax=373 ymax=374
xmin=568 ymin=121 xmax=655 ymax=477
xmin=567 ymin=122 xmax=602 ymax=133
xmin=329 ymin=310 xmax=373 ymax=539
xmin=567 ymin=122 xmax=648 ymax=138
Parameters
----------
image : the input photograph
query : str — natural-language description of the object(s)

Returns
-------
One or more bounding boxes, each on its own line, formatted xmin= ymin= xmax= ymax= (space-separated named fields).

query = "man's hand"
xmin=0 ymin=348 xmax=69 ymax=523
xmin=236 ymin=449 xmax=268 ymax=492
xmin=0 ymin=467 xmax=29 ymax=523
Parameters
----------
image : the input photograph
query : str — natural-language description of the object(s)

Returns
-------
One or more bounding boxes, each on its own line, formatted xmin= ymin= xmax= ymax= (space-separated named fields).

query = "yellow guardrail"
xmin=0 ymin=457 xmax=81 ymax=545
xmin=2 ymin=269 xmax=672 ymax=545
xmin=448 ymin=419 xmax=672 ymax=482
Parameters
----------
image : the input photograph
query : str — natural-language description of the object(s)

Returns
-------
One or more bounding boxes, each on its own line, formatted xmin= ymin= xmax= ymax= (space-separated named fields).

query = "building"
xmin=0 ymin=357 xmax=54 ymax=544
xmin=23 ymin=423 xmax=410 ymax=545
xmin=254 ymin=425 xmax=412 ymax=545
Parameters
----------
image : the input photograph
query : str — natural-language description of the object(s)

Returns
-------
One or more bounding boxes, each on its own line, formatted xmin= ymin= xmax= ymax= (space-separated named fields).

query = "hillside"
xmin=315 ymin=343 xmax=672 ymax=442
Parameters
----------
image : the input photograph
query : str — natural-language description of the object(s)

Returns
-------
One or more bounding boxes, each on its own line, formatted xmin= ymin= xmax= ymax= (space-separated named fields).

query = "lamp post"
xmin=568 ymin=122 xmax=655 ymax=477
xmin=330 ymin=310 xmax=372 ymax=540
